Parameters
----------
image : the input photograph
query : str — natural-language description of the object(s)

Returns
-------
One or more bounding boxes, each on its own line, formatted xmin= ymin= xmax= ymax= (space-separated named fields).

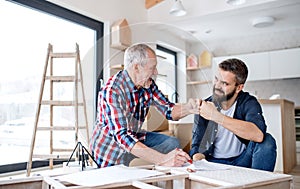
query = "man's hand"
xmin=187 ymin=98 xmax=202 ymax=114
xmin=199 ymin=101 xmax=224 ymax=124
xmin=171 ymin=98 xmax=202 ymax=120
xmin=192 ymin=153 xmax=205 ymax=161
xmin=158 ymin=148 xmax=191 ymax=167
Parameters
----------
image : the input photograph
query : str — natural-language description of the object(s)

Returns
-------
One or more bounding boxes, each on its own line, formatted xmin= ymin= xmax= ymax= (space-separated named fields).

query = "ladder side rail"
xmin=76 ymin=45 xmax=93 ymax=165
xmin=26 ymin=44 xmax=52 ymax=177
xmin=76 ymin=44 xmax=90 ymax=141
xmin=49 ymin=50 xmax=54 ymax=169
xmin=74 ymin=46 xmax=80 ymax=162
xmin=77 ymin=44 xmax=91 ymax=153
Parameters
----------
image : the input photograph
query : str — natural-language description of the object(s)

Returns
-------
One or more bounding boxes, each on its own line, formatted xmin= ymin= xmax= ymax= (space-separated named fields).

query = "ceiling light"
xmin=226 ymin=0 xmax=246 ymax=6
xmin=169 ymin=0 xmax=186 ymax=17
xmin=252 ymin=16 xmax=275 ymax=28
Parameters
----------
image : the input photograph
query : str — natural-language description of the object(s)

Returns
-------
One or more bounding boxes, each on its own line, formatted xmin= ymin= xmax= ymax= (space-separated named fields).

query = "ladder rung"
xmin=33 ymin=154 xmax=70 ymax=159
xmin=50 ymin=52 xmax=77 ymax=58
xmin=41 ymin=100 xmax=83 ymax=106
xmin=52 ymin=149 xmax=74 ymax=152
xmin=46 ymin=76 xmax=76 ymax=82
xmin=37 ymin=126 xmax=86 ymax=131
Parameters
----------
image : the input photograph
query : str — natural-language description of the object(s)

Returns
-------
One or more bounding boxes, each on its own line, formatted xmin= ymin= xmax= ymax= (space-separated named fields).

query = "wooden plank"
xmin=145 ymin=0 xmax=164 ymax=9
xmin=50 ymin=52 xmax=77 ymax=58
xmin=32 ymin=154 xmax=70 ymax=159
xmin=43 ymin=176 xmax=67 ymax=189
xmin=132 ymin=181 xmax=162 ymax=189
xmin=27 ymin=44 xmax=53 ymax=177
xmin=41 ymin=100 xmax=83 ymax=106
xmin=186 ymin=81 xmax=211 ymax=85
xmin=110 ymin=64 xmax=124 ymax=70
xmin=140 ymin=172 xmax=188 ymax=183
xmin=281 ymin=100 xmax=297 ymax=173
xmin=186 ymin=65 xmax=211 ymax=71
xmin=37 ymin=126 xmax=86 ymax=131
xmin=46 ymin=76 xmax=76 ymax=82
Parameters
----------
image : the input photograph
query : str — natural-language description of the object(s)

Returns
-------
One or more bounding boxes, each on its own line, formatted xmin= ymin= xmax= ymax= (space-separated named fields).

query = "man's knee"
xmin=252 ymin=132 xmax=277 ymax=157
xmin=165 ymin=136 xmax=180 ymax=149
xmin=261 ymin=133 xmax=277 ymax=150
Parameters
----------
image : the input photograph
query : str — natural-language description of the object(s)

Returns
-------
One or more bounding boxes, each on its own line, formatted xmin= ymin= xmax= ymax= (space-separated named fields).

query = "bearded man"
xmin=190 ymin=58 xmax=277 ymax=172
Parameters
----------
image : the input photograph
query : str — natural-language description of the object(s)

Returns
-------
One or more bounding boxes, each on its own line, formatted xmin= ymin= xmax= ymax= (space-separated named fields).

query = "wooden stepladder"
xmin=26 ymin=44 xmax=90 ymax=176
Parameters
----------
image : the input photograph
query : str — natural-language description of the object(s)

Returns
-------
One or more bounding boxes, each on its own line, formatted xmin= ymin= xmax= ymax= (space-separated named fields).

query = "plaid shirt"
xmin=90 ymin=70 xmax=175 ymax=168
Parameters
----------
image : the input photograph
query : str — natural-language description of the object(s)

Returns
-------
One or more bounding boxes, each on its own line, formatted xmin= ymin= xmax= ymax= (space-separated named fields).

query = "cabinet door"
xmin=239 ymin=52 xmax=270 ymax=81
xmin=213 ymin=52 xmax=270 ymax=81
xmin=270 ymin=48 xmax=300 ymax=79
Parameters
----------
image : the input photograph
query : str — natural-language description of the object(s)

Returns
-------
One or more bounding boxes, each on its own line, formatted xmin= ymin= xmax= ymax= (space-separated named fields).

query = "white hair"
xmin=124 ymin=43 xmax=155 ymax=70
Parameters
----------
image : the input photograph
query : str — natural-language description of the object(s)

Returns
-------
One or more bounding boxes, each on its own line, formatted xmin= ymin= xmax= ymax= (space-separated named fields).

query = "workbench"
xmin=0 ymin=162 xmax=293 ymax=189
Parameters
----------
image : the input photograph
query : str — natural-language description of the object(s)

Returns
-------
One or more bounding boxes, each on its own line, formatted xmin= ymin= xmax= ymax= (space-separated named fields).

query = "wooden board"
xmin=145 ymin=0 xmax=164 ymax=9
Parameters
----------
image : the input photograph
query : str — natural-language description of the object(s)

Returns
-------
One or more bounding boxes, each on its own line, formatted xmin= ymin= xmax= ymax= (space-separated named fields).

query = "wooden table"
xmin=155 ymin=161 xmax=293 ymax=189
xmin=0 ymin=163 xmax=293 ymax=189
xmin=183 ymin=165 xmax=293 ymax=189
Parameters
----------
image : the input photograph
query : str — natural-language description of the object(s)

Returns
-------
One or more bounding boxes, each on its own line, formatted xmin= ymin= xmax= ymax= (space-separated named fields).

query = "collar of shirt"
xmin=122 ymin=70 xmax=139 ymax=92
xmin=122 ymin=70 xmax=152 ymax=96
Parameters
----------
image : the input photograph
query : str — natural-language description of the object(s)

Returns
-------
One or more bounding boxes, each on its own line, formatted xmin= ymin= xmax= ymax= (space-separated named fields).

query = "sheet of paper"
xmin=155 ymin=159 xmax=231 ymax=172
xmin=186 ymin=159 xmax=231 ymax=171
xmin=55 ymin=165 xmax=165 ymax=187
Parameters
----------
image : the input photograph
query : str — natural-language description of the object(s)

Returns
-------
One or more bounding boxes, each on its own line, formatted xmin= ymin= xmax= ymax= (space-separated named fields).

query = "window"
xmin=0 ymin=0 xmax=103 ymax=173
xmin=156 ymin=45 xmax=178 ymax=103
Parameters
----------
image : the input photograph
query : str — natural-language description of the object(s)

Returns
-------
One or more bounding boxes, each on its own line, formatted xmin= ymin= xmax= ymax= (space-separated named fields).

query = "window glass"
xmin=0 ymin=1 xmax=95 ymax=166
xmin=156 ymin=47 xmax=177 ymax=103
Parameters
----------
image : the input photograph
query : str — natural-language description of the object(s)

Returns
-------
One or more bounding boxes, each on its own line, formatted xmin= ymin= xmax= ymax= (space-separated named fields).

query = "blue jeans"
xmin=207 ymin=133 xmax=277 ymax=172
xmin=121 ymin=131 xmax=180 ymax=166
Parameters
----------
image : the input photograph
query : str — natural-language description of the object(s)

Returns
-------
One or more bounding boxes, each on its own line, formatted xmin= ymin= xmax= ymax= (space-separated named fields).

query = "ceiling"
xmin=146 ymin=0 xmax=300 ymax=56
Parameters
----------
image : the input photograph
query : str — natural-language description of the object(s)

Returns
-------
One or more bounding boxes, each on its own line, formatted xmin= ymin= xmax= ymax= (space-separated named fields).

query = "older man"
xmin=91 ymin=43 xmax=200 ymax=168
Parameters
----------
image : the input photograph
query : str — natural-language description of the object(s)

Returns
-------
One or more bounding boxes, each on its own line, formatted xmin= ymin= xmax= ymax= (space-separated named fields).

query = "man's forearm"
xmin=131 ymin=141 xmax=191 ymax=167
xmin=171 ymin=99 xmax=200 ymax=120
xmin=171 ymin=103 xmax=190 ymax=120
xmin=130 ymin=142 xmax=164 ymax=164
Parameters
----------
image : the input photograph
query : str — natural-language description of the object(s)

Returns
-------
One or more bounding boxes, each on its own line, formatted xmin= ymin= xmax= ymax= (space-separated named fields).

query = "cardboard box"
xmin=142 ymin=106 xmax=169 ymax=132
xmin=169 ymin=123 xmax=193 ymax=153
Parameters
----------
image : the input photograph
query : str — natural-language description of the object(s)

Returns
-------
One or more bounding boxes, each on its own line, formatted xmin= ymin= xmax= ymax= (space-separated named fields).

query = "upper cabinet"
xmin=270 ymin=48 xmax=300 ymax=79
xmin=213 ymin=52 xmax=270 ymax=81
xmin=213 ymin=48 xmax=300 ymax=81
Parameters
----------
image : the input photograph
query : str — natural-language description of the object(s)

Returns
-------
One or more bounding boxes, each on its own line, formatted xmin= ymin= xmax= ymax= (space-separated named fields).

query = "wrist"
xmin=214 ymin=112 xmax=225 ymax=124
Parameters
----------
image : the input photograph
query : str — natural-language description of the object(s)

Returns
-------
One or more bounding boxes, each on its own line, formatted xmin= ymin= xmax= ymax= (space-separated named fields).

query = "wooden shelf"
xmin=186 ymin=66 xmax=210 ymax=71
xmin=110 ymin=64 xmax=124 ymax=70
xmin=187 ymin=80 xmax=211 ymax=85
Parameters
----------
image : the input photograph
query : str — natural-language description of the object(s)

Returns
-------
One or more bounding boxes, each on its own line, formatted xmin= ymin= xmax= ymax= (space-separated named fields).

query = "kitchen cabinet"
xmin=270 ymin=48 xmax=300 ymax=79
xmin=213 ymin=47 xmax=300 ymax=81
xmin=213 ymin=51 xmax=270 ymax=81
xmin=259 ymin=99 xmax=296 ymax=173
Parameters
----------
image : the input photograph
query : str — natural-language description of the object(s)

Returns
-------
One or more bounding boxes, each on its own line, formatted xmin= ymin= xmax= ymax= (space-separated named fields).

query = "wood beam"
xmin=145 ymin=0 xmax=164 ymax=9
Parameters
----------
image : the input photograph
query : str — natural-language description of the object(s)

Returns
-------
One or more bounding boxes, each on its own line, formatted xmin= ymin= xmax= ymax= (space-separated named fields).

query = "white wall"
xmin=245 ymin=78 xmax=300 ymax=107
